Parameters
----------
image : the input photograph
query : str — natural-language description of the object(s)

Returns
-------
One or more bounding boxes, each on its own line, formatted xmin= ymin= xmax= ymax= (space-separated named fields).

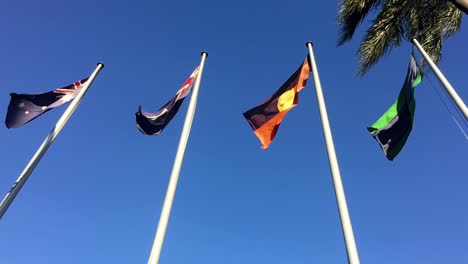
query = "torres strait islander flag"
xmin=243 ymin=57 xmax=311 ymax=149
xmin=136 ymin=66 xmax=200 ymax=135
xmin=367 ymin=54 xmax=423 ymax=160
xmin=5 ymin=78 xmax=89 ymax=128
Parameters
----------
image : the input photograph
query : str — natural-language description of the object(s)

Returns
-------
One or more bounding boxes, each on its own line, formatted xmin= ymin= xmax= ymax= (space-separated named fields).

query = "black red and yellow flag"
xmin=243 ymin=57 xmax=311 ymax=149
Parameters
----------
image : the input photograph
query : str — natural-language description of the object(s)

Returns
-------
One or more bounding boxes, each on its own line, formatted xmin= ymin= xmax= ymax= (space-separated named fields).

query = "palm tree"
xmin=338 ymin=0 xmax=465 ymax=75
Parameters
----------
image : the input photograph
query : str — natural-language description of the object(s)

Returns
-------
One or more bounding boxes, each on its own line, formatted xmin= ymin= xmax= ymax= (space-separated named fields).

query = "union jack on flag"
xmin=136 ymin=66 xmax=200 ymax=135
xmin=5 ymin=78 xmax=89 ymax=128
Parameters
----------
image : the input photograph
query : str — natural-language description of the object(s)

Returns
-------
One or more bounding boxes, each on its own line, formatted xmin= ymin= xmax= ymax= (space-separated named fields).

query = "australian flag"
xmin=5 ymin=78 xmax=89 ymax=128
xmin=136 ymin=66 xmax=199 ymax=135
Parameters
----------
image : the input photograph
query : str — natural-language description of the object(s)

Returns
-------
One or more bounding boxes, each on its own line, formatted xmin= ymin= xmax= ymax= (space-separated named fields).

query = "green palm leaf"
xmin=338 ymin=0 xmax=463 ymax=75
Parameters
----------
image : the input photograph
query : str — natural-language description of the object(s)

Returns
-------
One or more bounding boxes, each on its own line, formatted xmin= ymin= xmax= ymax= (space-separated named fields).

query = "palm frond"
xmin=441 ymin=5 xmax=462 ymax=38
xmin=357 ymin=0 xmax=408 ymax=74
xmin=337 ymin=0 xmax=382 ymax=45
xmin=414 ymin=1 xmax=461 ymax=64
xmin=337 ymin=0 xmax=463 ymax=75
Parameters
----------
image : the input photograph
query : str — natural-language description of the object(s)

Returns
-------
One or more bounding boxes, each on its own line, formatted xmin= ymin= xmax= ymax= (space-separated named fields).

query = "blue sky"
xmin=0 ymin=1 xmax=467 ymax=263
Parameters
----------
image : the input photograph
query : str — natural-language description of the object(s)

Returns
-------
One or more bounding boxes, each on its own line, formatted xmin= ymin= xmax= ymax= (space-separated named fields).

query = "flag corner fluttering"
xmin=135 ymin=66 xmax=200 ymax=135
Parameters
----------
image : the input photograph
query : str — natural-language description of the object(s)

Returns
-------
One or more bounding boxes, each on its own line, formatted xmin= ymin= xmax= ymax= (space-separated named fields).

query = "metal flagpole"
xmin=0 ymin=62 xmax=104 ymax=220
xmin=147 ymin=51 xmax=208 ymax=264
xmin=306 ymin=42 xmax=360 ymax=264
xmin=412 ymin=38 xmax=468 ymax=120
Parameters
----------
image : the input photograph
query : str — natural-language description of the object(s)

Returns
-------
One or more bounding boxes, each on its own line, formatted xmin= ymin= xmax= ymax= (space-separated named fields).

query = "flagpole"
xmin=0 ymin=62 xmax=104 ymax=220
xmin=412 ymin=38 xmax=468 ymax=120
xmin=147 ymin=51 xmax=208 ymax=264
xmin=306 ymin=42 xmax=360 ymax=264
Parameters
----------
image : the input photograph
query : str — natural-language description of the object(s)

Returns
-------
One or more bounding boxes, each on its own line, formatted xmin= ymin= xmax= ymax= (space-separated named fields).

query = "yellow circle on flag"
xmin=277 ymin=89 xmax=295 ymax=112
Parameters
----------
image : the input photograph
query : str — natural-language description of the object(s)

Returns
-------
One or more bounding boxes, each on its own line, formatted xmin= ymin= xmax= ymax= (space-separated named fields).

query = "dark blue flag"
xmin=136 ymin=67 xmax=199 ymax=135
xmin=5 ymin=78 xmax=89 ymax=128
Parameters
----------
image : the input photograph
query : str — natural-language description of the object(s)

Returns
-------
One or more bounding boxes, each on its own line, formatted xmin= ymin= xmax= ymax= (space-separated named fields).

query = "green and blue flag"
xmin=367 ymin=54 xmax=423 ymax=160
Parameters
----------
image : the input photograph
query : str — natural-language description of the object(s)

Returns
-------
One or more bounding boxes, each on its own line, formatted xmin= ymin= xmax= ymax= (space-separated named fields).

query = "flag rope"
xmin=414 ymin=57 xmax=468 ymax=140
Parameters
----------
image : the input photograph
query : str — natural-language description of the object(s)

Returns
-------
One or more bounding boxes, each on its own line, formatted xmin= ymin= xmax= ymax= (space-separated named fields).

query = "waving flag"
xmin=5 ymin=78 xmax=89 ymax=129
xmin=136 ymin=67 xmax=200 ymax=135
xmin=367 ymin=54 xmax=423 ymax=160
xmin=243 ymin=57 xmax=311 ymax=149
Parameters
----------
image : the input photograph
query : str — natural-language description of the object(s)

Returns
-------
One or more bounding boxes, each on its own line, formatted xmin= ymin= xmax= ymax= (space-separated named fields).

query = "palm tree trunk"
xmin=449 ymin=0 xmax=468 ymax=14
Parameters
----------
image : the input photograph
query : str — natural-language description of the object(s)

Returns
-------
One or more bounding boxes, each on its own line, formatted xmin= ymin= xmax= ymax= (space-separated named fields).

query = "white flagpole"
xmin=147 ymin=51 xmax=208 ymax=264
xmin=0 ymin=62 xmax=104 ymax=220
xmin=412 ymin=38 xmax=468 ymax=120
xmin=306 ymin=42 xmax=360 ymax=264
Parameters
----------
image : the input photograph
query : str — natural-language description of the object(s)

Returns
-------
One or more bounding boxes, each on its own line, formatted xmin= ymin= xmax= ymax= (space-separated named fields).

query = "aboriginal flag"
xmin=243 ymin=57 xmax=311 ymax=149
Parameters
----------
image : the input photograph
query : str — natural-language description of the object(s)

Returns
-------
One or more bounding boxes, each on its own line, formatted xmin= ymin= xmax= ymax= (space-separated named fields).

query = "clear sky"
xmin=0 ymin=1 xmax=467 ymax=263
